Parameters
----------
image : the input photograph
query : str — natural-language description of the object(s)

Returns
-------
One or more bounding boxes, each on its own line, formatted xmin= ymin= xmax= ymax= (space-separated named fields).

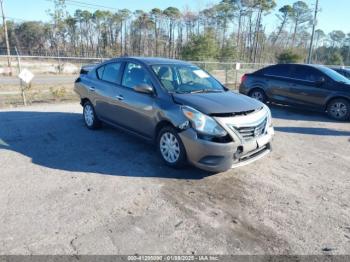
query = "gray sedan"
xmin=74 ymin=57 xmax=273 ymax=172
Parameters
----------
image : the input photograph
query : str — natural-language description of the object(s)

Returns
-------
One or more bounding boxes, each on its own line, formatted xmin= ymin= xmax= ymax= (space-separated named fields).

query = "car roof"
xmin=109 ymin=56 xmax=193 ymax=66
xmin=271 ymin=63 xmax=323 ymax=68
xmin=269 ymin=63 xmax=334 ymax=71
xmin=330 ymin=67 xmax=350 ymax=72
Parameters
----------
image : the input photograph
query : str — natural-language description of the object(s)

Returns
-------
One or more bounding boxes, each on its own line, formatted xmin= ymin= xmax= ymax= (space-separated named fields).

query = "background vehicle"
xmin=240 ymin=64 xmax=350 ymax=121
xmin=75 ymin=57 xmax=274 ymax=172
xmin=330 ymin=67 xmax=350 ymax=80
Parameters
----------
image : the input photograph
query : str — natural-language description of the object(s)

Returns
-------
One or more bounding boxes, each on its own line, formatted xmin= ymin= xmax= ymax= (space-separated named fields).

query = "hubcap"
xmin=251 ymin=91 xmax=264 ymax=102
xmin=84 ymin=104 xmax=94 ymax=126
xmin=330 ymin=102 xmax=347 ymax=119
xmin=160 ymin=132 xmax=180 ymax=164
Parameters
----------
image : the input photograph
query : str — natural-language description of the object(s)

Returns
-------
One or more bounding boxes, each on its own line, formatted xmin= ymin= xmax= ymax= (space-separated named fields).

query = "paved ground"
xmin=0 ymin=103 xmax=349 ymax=255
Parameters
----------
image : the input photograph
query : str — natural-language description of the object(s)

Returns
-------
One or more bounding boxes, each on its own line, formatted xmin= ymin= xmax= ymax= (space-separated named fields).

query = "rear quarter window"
xmin=344 ymin=70 xmax=350 ymax=78
xmin=96 ymin=66 xmax=105 ymax=79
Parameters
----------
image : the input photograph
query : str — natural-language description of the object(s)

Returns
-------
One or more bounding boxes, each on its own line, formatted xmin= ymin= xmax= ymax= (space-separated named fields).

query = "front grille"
xmin=231 ymin=118 xmax=267 ymax=141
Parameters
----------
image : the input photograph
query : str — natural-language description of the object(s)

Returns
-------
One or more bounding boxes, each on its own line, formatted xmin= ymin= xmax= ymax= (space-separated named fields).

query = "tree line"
xmin=1 ymin=0 xmax=349 ymax=65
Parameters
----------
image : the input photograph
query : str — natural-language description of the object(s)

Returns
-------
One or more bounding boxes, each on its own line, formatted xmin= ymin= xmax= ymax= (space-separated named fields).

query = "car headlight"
xmin=182 ymin=106 xmax=227 ymax=137
xmin=265 ymin=105 xmax=273 ymax=127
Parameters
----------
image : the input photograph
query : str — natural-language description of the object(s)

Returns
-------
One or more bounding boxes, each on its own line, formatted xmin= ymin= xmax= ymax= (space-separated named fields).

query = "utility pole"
xmin=0 ymin=0 xmax=12 ymax=75
xmin=307 ymin=0 xmax=319 ymax=64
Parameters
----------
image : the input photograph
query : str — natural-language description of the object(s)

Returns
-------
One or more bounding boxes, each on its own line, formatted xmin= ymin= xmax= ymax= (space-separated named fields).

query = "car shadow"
xmin=0 ymin=111 xmax=212 ymax=180
xmin=269 ymin=103 xmax=348 ymax=123
xmin=274 ymin=126 xmax=350 ymax=136
xmin=269 ymin=104 xmax=350 ymax=136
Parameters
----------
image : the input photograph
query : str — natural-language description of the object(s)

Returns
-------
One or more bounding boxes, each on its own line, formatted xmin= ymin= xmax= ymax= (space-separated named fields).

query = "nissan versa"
xmin=74 ymin=57 xmax=274 ymax=172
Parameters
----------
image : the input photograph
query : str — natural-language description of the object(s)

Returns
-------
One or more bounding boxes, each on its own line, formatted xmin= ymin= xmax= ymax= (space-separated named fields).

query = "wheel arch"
xmin=248 ymin=86 xmax=266 ymax=95
xmin=81 ymin=97 xmax=92 ymax=106
xmin=154 ymin=120 xmax=177 ymax=142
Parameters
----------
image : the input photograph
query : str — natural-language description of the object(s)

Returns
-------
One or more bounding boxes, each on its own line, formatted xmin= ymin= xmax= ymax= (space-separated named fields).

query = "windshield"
xmin=152 ymin=64 xmax=225 ymax=93
xmin=318 ymin=66 xmax=350 ymax=84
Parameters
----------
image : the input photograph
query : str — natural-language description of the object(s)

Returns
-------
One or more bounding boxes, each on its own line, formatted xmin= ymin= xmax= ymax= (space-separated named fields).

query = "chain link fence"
xmin=0 ymin=55 xmax=349 ymax=107
xmin=191 ymin=61 xmax=272 ymax=88
xmin=0 ymin=55 xmax=104 ymax=75
xmin=0 ymin=55 xmax=270 ymax=86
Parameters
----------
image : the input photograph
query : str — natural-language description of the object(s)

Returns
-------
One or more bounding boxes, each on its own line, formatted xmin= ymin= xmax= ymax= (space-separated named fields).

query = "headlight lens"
xmin=182 ymin=106 xmax=227 ymax=137
xmin=265 ymin=105 xmax=273 ymax=127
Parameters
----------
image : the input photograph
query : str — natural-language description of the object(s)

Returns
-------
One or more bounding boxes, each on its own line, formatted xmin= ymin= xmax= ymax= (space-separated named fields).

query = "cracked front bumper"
xmin=179 ymin=127 xmax=274 ymax=173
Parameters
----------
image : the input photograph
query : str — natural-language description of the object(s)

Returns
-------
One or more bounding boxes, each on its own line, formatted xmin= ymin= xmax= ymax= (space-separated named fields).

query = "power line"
xmin=45 ymin=0 xmax=119 ymax=12
xmin=65 ymin=0 xmax=118 ymax=11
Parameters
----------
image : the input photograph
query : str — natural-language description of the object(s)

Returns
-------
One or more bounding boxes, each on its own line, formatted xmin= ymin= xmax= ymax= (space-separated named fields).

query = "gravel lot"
xmin=0 ymin=103 xmax=349 ymax=255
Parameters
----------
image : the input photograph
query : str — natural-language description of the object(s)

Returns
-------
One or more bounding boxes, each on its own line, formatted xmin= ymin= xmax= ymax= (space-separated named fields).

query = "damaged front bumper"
xmin=179 ymin=126 xmax=274 ymax=173
xmin=178 ymin=106 xmax=274 ymax=173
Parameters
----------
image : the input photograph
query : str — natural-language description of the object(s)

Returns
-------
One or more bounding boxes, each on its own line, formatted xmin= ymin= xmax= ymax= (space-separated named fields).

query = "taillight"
xmin=241 ymin=74 xmax=248 ymax=84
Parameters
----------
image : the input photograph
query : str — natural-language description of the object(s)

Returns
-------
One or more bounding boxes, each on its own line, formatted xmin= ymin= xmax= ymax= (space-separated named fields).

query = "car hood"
xmin=172 ymin=91 xmax=263 ymax=115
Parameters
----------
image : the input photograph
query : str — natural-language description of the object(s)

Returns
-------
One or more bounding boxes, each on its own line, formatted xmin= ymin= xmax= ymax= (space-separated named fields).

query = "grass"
xmin=0 ymin=84 xmax=79 ymax=108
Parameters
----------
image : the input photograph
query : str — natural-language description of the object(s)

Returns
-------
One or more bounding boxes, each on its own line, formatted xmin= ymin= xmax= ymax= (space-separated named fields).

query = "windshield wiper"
xmin=188 ymin=89 xmax=223 ymax=94
xmin=174 ymin=89 xmax=223 ymax=94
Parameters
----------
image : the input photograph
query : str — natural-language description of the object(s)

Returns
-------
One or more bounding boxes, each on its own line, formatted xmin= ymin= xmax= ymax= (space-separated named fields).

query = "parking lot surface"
xmin=0 ymin=103 xmax=349 ymax=255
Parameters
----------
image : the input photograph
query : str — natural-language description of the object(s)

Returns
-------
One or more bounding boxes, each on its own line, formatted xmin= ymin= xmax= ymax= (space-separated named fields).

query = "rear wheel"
xmin=249 ymin=88 xmax=267 ymax=103
xmin=83 ymin=101 xmax=101 ymax=129
xmin=157 ymin=126 xmax=187 ymax=168
xmin=327 ymin=98 xmax=350 ymax=121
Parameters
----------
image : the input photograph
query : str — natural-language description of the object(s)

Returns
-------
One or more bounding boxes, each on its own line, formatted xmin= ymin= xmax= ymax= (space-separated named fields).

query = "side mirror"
xmin=315 ymin=77 xmax=326 ymax=86
xmin=133 ymin=84 xmax=154 ymax=95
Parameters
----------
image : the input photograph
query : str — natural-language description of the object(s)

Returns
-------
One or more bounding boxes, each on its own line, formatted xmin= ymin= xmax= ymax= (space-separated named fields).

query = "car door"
xmin=288 ymin=66 xmax=331 ymax=108
xmin=263 ymin=64 xmax=295 ymax=103
xmin=92 ymin=62 xmax=126 ymax=124
xmin=116 ymin=62 xmax=157 ymax=138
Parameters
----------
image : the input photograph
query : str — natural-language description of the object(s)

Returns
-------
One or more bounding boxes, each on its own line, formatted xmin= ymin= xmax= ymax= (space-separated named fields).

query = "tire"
xmin=326 ymin=98 xmax=350 ymax=121
xmin=157 ymin=126 xmax=187 ymax=168
xmin=83 ymin=101 xmax=101 ymax=129
xmin=249 ymin=88 xmax=267 ymax=103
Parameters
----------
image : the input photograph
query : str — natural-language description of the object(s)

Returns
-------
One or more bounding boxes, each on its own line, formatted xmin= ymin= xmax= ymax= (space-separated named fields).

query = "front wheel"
xmin=157 ymin=126 xmax=187 ymax=168
xmin=327 ymin=98 xmax=350 ymax=121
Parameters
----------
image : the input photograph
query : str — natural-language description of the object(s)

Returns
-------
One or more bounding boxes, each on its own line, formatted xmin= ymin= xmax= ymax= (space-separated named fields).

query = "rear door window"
xmin=98 ymin=62 xmax=122 ymax=84
xmin=292 ymin=66 xmax=323 ymax=82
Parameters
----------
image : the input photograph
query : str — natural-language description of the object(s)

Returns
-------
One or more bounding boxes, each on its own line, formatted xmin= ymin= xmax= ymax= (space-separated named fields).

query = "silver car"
xmin=74 ymin=57 xmax=274 ymax=172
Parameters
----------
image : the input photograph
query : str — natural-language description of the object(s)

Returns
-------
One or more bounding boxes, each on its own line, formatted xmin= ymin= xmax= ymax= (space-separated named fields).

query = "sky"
xmin=1 ymin=0 xmax=349 ymax=34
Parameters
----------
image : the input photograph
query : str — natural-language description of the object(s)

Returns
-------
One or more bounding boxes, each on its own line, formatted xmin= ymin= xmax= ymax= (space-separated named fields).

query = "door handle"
xmin=89 ymin=87 xmax=95 ymax=92
xmin=115 ymin=95 xmax=124 ymax=101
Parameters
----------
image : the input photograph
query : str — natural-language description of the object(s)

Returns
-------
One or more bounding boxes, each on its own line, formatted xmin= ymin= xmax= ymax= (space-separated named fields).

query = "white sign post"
xmin=235 ymin=63 xmax=241 ymax=89
xmin=18 ymin=69 xmax=34 ymax=106
xmin=18 ymin=69 xmax=34 ymax=84
xmin=235 ymin=63 xmax=241 ymax=70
